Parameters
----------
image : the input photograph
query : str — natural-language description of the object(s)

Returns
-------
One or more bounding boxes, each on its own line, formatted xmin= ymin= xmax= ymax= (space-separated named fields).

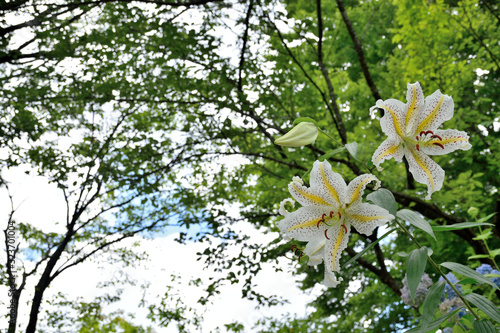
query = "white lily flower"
xmin=371 ymin=82 xmax=471 ymax=200
xmin=278 ymin=160 xmax=394 ymax=287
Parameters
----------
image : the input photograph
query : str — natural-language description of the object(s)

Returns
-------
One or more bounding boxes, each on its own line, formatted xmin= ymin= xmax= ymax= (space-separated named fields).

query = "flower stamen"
xmin=341 ymin=224 xmax=347 ymax=233
xmin=324 ymin=229 xmax=330 ymax=239
xmin=433 ymin=142 xmax=445 ymax=149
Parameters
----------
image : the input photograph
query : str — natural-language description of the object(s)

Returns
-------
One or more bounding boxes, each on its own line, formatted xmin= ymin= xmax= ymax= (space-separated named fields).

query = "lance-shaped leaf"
xmin=473 ymin=319 xmax=497 ymax=333
xmin=406 ymin=309 xmax=460 ymax=333
xmin=398 ymin=209 xmax=436 ymax=240
xmin=464 ymin=293 xmax=500 ymax=324
xmin=420 ymin=280 xmax=446 ymax=333
xmin=407 ymin=247 xmax=428 ymax=302
xmin=441 ymin=262 xmax=499 ymax=290
xmin=432 ymin=222 xmax=494 ymax=231
xmin=367 ymin=188 xmax=398 ymax=217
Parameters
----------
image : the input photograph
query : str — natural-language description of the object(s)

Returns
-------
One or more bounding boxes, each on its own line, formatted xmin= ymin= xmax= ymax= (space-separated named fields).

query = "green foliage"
xmin=1 ymin=0 xmax=499 ymax=331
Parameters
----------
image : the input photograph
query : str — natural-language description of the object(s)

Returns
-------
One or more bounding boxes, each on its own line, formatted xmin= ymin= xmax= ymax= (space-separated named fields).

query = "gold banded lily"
xmin=279 ymin=160 xmax=394 ymax=287
xmin=371 ymin=82 xmax=471 ymax=200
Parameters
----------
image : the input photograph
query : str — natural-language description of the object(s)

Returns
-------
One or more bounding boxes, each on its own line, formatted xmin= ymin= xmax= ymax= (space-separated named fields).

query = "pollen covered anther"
xmin=416 ymin=144 xmax=420 ymax=151
xmin=324 ymin=229 xmax=330 ymax=239
xmin=341 ymin=225 xmax=347 ymax=233
xmin=433 ymin=142 xmax=445 ymax=149
xmin=431 ymin=134 xmax=443 ymax=141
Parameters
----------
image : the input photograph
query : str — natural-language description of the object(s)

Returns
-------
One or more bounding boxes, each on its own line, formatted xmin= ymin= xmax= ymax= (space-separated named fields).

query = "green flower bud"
xmin=275 ymin=122 xmax=318 ymax=147
xmin=467 ymin=207 xmax=479 ymax=218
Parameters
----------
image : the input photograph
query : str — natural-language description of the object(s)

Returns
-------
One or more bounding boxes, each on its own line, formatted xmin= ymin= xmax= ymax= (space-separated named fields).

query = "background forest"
xmin=1 ymin=0 xmax=499 ymax=332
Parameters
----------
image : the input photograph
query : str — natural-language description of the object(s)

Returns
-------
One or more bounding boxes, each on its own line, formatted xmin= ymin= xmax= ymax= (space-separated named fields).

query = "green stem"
xmin=395 ymin=219 xmax=481 ymax=321
xmin=477 ymin=225 xmax=499 ymax=270
xmin=318 ymin=128 xmax=374 ymax=173
xmin=318 ymin=128 xmax=343 ymax=146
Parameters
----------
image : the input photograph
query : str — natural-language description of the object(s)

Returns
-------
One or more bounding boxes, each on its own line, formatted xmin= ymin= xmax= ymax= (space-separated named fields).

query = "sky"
xmin=0 ymin=165 xmax=325 ymax=332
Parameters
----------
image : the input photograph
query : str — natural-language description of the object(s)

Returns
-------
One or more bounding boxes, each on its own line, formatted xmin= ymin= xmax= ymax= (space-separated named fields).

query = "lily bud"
xmin=467 ymin=207 xmax=479 ymax=218
xmin=275 ymin=122 xmax=318 ymax=147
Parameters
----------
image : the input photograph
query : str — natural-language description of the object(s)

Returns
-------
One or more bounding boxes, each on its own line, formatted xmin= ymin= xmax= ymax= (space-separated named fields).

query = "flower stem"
xmin=395 ymin=219 xmax=481 ymax=320
xmin=318 ymin=128 xmax=343 ymax=146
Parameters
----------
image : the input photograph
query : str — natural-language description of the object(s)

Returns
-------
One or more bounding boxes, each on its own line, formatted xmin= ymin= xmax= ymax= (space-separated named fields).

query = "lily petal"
xmin=404 ymin=147 xmax=444 ymax=200
xmin=416 ymin=90 xmax=454 ymax=133
xmin=323 ymin=224 xmax=350 ymax=284
xmin=304 ymin=238 xmax=326 ymax=266
xmin=288 ymin=176 xmax=330 ymax=207
xmin=346 ymin=202 xmax=394 ymax=236
xmin=278 ymin=206 xmax=329 ymax=242
xmin=310 ymin=160 xmax=346 ymax=208
xmin=345 ymin=174 xmax=381 ymax=206
xmin=419 ymin=129 xmax=472 ymax=156
xmin=371 ymin=137 xmax=405 ymax=171
xmin=405 ymin=82 xmax=425 ymax=135
xmin=373 ymin=98 xmax=407 ymax=138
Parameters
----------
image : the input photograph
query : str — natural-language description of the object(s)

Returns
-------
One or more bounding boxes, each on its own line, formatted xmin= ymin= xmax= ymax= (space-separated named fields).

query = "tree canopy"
xmin=1 ymin=0 xmax=499 ymax=332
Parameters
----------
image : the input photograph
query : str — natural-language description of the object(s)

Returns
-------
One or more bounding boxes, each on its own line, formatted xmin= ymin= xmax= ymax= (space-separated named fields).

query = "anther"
xmin=416 ymin=144 xmax=420 ymax=151
xmin=338 ymin=212 xmax=342 ymax=219
xmin=317 ymin=220 xmax=322 ymax=228
xmin=329 ymin=211 xmax=334 ymax=218
xmin=341 ymin=225 xmax=348 ymax=233
xmin=433 ymin=142 xmax=445 ymax=149
xmin=321 ymin=213 xmax=326 ymax=221
xmin=324 ymin=230 xmax=330 ymax=239
xmin=431 ymin=134 xmax=443 ymax=141
xmin=291 ymin=245 xmax=297 ymax=251
xmin=416 ymin=136 xmax=419 ymax=140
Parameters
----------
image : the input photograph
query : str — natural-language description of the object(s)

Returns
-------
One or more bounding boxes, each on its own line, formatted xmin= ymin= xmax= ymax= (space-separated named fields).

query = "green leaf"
xmin=420 ymin=281 xmax=446 ymax=333
xmin=452 ymin=324 xmax=467 ymax=333
xmin=318 ymin=147 xmax=346 ymax=161
xmin=397 ymin=209 xmax=436 ymax=241
xmin=344 ymin=142 xmax=359 ymax=162
xmin=458 ymin=278 xmax=481 ymax=285
xmin=367 ymin=188 xmax=397 ymax=217
xmin=407 ymin=247 xmax=428 ymax=302
xmin=344 ymin=228 xmax=398 ymax=268
xmin=489 ymin=249 xmax=500 ymax=257
xmin=441 ymin=262 xmax=499 ymax=290
xmin=473 ymin=319 xmax=497 ymax=333
xmin=473 ymin=230 xmax=492 ymax=241
xmin=477 ymin=213 xmax=497 ymax=223
xmin=468 ymin=254 xmax=491 ymax=260
xmin=406 ymin=309 xmax=460 ymax=333
xmin=463 ymin=293 xmax=500 ymax=324
xmin=292 ymin=117 xmax=318 ymax=126
xmin=432 ymin=222 xmax=494 ymax=231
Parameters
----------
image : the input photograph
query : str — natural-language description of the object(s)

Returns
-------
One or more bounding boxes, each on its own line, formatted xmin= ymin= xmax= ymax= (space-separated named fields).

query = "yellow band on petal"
xmin=332 ymin=227 xmax=345 ymax=271
xmin=287 ymin=217 xmax=323 ymax=232
xmin=291 ymin=183 xmax=330 ymax=206
xmin=416 ymin=95 xmax=445 ymax=133
xmin=320 ymin=163 xmax=341 ymax=205
xmin=409 ymin=149 xmax=435 ymax=191
xmin=350 ymin=214 xmax=386 ymax=222
xmin=375 ymin=144 xmax=400 ymax=163
xmin=380 ymin=105 xmax=404 ymax=137
xmin=439 ymin=137 xmax=468 ymax=145
xmin=349 ymin=177 xmax=375 ymax=204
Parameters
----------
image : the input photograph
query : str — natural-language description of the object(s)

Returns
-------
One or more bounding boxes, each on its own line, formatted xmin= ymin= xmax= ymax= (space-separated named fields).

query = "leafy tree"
xmin=1 ymin=0 xmax=499 ymax=331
